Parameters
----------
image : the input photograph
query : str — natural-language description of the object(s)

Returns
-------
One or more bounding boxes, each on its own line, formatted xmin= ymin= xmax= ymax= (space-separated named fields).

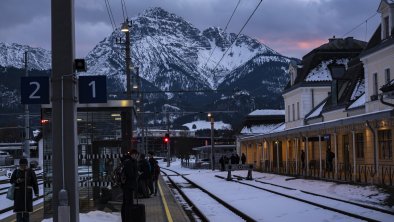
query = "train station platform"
xmin=3 ymin=176 xmax=189 ymax=222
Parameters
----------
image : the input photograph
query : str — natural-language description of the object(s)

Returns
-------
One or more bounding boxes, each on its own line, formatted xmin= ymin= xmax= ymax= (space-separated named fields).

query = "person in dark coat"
xmin=326 ymin=148 xmax=335 ymax=172
xmin=230 ymin=154 xmax=237 ymax=164
xmin=121 ymin=150 xmax=138 ymax=222
xmin=241 ymin=153 xmax=246 ymax=164
xmin=138 ymin=153 xmax=151 ymax=198
xmin=235 ymin=154 xmax=240 ymax=164
xmin=147 ymin=152 xmax=156 ymax=195
xmin=219 ymin=155 xmax=225 ymax=171
xmin=10 ymin=158 xmax=39 ymax=222
xmin=152 ymin=160 xmax=160 ymax=196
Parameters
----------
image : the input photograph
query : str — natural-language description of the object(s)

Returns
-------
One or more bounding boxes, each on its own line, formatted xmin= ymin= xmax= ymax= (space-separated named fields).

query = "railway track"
xmin=215 ymin=173 xmax=394 ymax=222
xmin=161 ymin=167 xmax=254 ymax=222
xmin=161 ymin=167 xmax=394 ymax=222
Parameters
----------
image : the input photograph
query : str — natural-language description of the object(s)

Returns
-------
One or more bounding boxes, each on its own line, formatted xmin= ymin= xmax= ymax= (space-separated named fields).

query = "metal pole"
xmin=352 ymin=131 xmax=356 ymax=182
xmin=124 ymin=20 xmax=133 ymax=153
xmin=51 ymin=0 xmax=78 ymax=221
xmin=319 ymin=135 xmax=322 ymax=178
xmin=306 ymin=136 xmax=309 ymax=176
xmin=276 ymin=141 xmax=279 ymax=173
xmin=166 ymin=112 xmax=170 ymax=167
xmin=334 ymin=133 xmax=338 ymax=179
xmin=285 ymin=139 xmax=288 ymax=174
xmin=210 ymin=117 xmax=214 ymax=171
xmin=23 ymin=51 xmax=30 ymax=159
xmin=295 ymin=138 xmax=298 ymax=174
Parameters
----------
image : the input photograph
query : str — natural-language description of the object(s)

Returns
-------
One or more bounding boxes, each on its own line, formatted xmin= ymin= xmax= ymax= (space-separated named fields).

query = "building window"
xmin=385 ymin=68 xmax=391 ymax=84
xmin=384 ymin=16 xmax=390 ymax=39
xmin=378 ymin=129 xmax=392 ymax=160
xmin=292 ymin=104 xmax=295 ymax=121
xmin=288 ymin=105 xmax=290 ymax=121
xmin=355 ymin=133 xmax=364 ymax=159
xmin=297 ymin=102 xmax=300 ymax=120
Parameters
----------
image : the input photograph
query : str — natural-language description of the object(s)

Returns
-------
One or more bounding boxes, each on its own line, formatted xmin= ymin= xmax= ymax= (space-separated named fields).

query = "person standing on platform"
xmin=152 ymin=159 xmax=160 ymax=196
xmin=121 ymin=150 xmax=138 ymax=222
xmin=241 ymin=153 xmax=246 ymax=164
xmin=138 ymin=153 xmax=151 ymax=198
xmin=10 ymin=158 xmax=39 ymax=222
xmin=147 ymin=152 xmax=156 ymax=195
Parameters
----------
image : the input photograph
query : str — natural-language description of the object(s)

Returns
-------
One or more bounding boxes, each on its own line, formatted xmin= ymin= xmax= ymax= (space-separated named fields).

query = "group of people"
xmin=218 ymin=153 xmax=247 ymax=171
xmin=119 ymin=150 xmax=160 ymax=221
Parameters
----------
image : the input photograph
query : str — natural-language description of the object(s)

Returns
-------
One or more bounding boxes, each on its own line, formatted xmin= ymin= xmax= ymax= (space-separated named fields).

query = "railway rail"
xmin=161 ymin=167 xmax=255 ymax=222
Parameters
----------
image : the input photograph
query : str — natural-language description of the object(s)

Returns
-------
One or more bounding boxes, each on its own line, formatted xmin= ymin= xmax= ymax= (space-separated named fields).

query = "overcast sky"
xmin=0 ymin=0 xmax=381 ymax=59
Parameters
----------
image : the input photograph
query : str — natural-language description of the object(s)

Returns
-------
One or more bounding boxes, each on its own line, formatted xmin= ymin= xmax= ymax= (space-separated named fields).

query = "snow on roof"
xmin=183 ymin=120 xmax=232 ymax=131
xmin=248 ymin=109 xmax=285 ymax=116
xmin=241 ymin=123 xmax=284 ymax=134
xmin=348 ymin=93 xmax=365 ymax=109
xmin=305 ymin=59 xmax=349 ymax=82
xmin=306 ymin=101 xmax=326 ymax=119
xmin=350 ymin=79 xmax=365 ymax=100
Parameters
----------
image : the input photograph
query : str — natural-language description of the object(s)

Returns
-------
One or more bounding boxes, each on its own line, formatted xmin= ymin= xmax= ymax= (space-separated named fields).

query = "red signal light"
xmin=41 ymin=119 xmax=49 ymax=124
xmin=163 ymin=133 xmax=170 ymax=144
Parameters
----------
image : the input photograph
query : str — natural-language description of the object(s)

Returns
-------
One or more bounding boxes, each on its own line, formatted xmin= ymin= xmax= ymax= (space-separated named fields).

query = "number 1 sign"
xmin=21 ymin=76 xmax=50 ymax=104
xmin=78 ymin=75 xmax=107 ymax=103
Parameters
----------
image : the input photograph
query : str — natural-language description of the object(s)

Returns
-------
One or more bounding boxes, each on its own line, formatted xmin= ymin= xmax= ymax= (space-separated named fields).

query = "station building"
xmin=238 ymin=0 xmax=394 ymax=186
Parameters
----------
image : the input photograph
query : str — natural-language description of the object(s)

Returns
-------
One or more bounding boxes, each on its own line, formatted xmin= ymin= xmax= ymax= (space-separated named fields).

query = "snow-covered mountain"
xmin=0 ymin=7 xmax=292 ymax=128
xmin=0 ymin=42 xmax=51 ymax=70
xmin=85 ymin=7 xmax=285 ymax=91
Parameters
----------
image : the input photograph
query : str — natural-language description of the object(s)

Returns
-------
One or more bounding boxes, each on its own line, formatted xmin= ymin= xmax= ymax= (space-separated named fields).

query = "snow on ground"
xmin=41 ymin=211 xmax=121 ymax=222
xmin=160 ymin=159 xmax=394 ymax=222
xmin=169 ymin=175 xmax=244 ymax=222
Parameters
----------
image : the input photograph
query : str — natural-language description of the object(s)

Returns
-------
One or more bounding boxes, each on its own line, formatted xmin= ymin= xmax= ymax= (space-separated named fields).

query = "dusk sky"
xmin=0 ymin=0 xmax=381 ymax=59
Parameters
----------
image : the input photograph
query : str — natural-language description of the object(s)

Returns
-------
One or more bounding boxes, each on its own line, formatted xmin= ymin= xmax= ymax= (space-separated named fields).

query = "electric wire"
xmin=121 ymin=0 xmax=129 ymax=19
xmin=120 ymin=0 xmax=126 ymax=21
xmin=211 ymin=0 xmax=263 ymax=73
xmin=104 ymin=0 xmax=116 ymax=31
xmin=202 ymin=0 xmax=241 ymax=70
xmin=341 ymin=12 xmax=378 ymax=38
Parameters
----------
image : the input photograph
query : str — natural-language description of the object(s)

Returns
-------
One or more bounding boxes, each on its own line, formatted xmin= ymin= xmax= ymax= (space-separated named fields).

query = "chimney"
xmin=329 ymin=36 xmax=336 ymax=43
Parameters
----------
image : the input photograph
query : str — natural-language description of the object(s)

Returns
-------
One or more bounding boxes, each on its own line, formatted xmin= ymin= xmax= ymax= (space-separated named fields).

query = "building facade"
xmin=238 ymin=0 xmax=394 ymax=186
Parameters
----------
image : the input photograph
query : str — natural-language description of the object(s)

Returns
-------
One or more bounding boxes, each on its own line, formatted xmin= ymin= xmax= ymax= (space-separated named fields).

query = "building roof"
xmin=284 ymin=37 xmax=366 ymax=92
xmin=248 ymin=109 xmax=285 ymax=116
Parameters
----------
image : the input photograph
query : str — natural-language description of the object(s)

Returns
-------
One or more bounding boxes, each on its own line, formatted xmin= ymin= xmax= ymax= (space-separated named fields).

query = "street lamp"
xmin=208 ymin=113 xmax=214 ymax=170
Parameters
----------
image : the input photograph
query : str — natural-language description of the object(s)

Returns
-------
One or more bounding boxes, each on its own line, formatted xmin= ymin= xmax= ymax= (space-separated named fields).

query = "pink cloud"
xmin=259 ymin=37 xmax=328 ymax=59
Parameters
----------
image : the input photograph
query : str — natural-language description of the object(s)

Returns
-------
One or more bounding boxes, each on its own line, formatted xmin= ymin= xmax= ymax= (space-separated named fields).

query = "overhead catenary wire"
xmin=341 ymin=12 xmax=378 ymax=39
xmin=203 ymin=0 xmax=241 ymax=69
xmin=211 ymin=0 xmax=263 ymax=73
xmin=104 ymin=0 xmax=116 ymax=31
xmin=121 ymin=0 xmax=129 ymax=19
xmin=120 ymin=0 xmax=126 ymax=21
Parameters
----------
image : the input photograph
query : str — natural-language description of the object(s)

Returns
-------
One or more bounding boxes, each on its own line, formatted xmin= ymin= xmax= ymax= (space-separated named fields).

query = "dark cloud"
xmin=0 ymin=0 xmax=381 ymax=58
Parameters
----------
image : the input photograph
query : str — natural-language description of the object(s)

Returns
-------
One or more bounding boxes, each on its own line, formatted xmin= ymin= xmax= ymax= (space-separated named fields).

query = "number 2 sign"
xmin=21 ymin=76 xmax=50 ymax=104
xmin=78 ymin=75 xmax=107 ymax=103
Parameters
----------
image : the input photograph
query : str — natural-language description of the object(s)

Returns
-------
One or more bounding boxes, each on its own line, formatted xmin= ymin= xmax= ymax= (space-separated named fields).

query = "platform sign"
xmin=21 ymin=76 xmax=50 ymax=104
xmin=78 ymin=75 xmax=107 ymax=103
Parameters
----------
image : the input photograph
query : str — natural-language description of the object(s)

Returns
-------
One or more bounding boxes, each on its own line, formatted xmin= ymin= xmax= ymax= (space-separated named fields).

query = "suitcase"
xmin=124 ymin=203 xmax=146 ymax=222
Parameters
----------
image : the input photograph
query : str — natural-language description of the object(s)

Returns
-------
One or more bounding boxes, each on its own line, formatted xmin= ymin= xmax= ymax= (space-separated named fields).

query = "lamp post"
xmin=208 ymin=113 xmax=214 ymax=171
xmin=121 ymin=19 xmax=133 ymax=153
